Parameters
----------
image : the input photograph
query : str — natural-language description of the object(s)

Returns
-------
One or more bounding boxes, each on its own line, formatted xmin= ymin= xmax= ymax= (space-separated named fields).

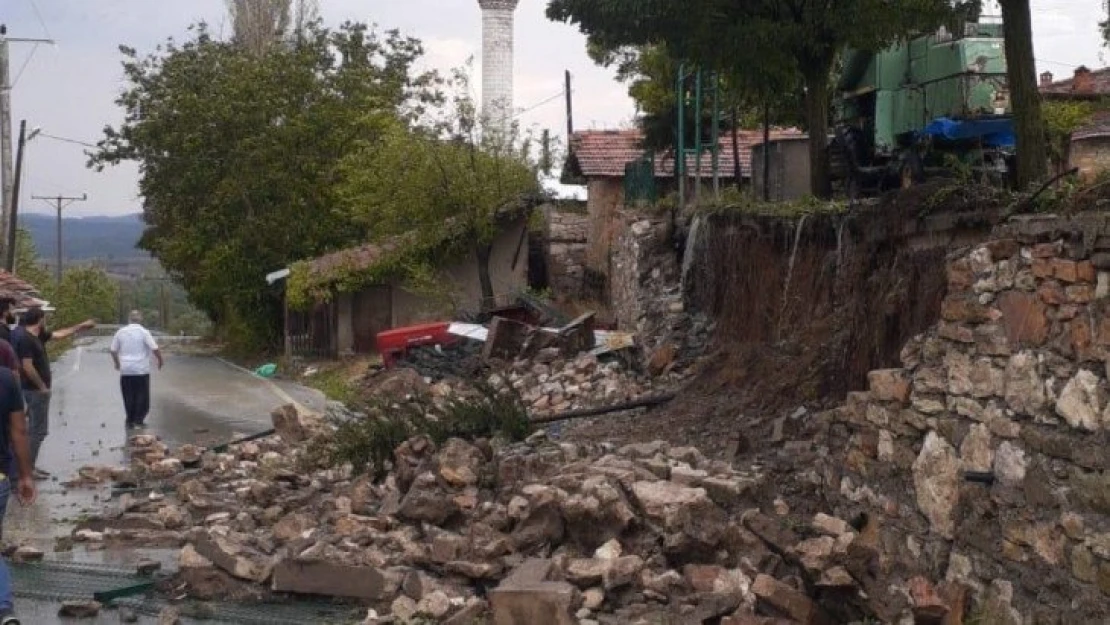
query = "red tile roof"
xmin=567 ymin=128 xmax=805 ymax=180
xmin=1040 ymin=67 xmax=1110 ymax=98
xmin=0 ymin=271 xmax=45 ymax=308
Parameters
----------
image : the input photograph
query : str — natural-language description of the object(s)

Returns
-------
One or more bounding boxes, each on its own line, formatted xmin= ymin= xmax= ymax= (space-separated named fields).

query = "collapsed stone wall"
xmin=545 ymin=207 xmax=589 ymax=298
xmin=610 ymin=212 xmax=711 ymax=371
xmin=825 ymin=213 xmax=1110 ymax=622
xmin=682 ymin=198 xmax=999 ymax=399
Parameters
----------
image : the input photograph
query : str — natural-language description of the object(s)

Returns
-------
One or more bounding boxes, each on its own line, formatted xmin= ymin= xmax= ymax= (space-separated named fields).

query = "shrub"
xmin=308 ymin=379 xmax=531 ymax=479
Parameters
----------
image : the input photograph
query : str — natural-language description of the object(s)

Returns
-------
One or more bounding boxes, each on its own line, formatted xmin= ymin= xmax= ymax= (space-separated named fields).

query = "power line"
xmin=38 ymin=132 xmax=98 ymax=148
xmin=25 ymin=0 xmax=53 ymax=40
xmin=514 ymin=89 xmax=571 ymax=119
xmin=11 ymin=42 xmax=38 ymax=87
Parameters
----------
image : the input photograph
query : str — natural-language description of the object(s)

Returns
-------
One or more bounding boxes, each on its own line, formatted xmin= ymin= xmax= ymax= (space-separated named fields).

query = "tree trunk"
xmin=731 ymin=107 xmax=743 ymax=192
xmin=1001 ymin=0 xmax=1048 ymax=189
xmin=476 ymin=243 xmax=495 ymax=311
xmin=762 ymin=102 xmax=771 ymax=202
xmin=803 ymin=69 xmax=832 ymax=198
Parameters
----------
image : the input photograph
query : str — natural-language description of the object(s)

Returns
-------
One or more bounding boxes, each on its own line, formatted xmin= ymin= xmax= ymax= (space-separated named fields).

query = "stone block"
xmin=271 ymin=560 xmax=388 ymax=600
xmin=997 ymin=291 xmax=1049 ymax=346
xmin=191 ymin=532 xmax=274 ymax=583
xmin=941 ymin=296 xmax=993 ymax=323
xmin=1053 ymin=259 xmax=1081 ymax=282
xmin=490 ymin=559 xmax=578 ymax=625
xmin=751 ymin=574 xmax=831 ymax=624
xmin=868 ymin=369 xmax=911 ymax=403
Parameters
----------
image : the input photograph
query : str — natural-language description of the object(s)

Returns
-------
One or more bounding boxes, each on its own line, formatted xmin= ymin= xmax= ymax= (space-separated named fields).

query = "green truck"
xmin=829 ymin=16 xmax=1015 ymax=196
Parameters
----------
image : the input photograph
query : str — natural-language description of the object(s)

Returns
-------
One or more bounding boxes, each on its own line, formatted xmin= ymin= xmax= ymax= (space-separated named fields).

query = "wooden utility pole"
xmin=32 ymin=193 xmax=86 ymax=284
xmin=0 ymin=26 xmax=54 ymax=266
xmin=564 ymin=70 xmax=574 ymax=141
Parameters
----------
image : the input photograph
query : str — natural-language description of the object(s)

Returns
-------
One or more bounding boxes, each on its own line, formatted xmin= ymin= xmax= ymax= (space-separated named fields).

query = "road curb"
xmin=214 ymin=358 xmax=311 ymax=414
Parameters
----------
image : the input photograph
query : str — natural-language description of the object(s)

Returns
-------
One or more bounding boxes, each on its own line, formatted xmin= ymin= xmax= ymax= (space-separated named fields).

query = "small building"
xmin=751 ymin=135 xmax=812 ymax=202
xmin=274 ymin=207 xmax=535 ymax=359
xmin=559 ymin=128 xmax=803 ymax=292
xmin=0 ymin=270 xmax=50 ymax=311
xmin=1040 ymin=66 xmax=1110 ymax=180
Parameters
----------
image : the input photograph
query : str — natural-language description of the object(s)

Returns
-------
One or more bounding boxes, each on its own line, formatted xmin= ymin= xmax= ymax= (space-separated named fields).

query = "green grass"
xmin=303 ymin=366 xmax=359 ymax=405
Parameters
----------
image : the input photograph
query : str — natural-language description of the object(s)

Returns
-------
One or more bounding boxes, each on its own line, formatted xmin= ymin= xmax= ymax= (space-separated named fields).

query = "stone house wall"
xmin=1070 ymin=135 xmax=1110 ymax=182
xmin=545 ymin=207 xmax=588 ymax=298
xmin=584 ymin=178 xmax=625 ymax=278
xmin=826 ymin=214 xmax=1110 ymax=621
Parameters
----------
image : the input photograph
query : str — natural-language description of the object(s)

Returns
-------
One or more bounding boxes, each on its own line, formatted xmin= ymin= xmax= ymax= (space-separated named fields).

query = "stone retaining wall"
xmin=828 ymin=213 xmax=1110 ymax=622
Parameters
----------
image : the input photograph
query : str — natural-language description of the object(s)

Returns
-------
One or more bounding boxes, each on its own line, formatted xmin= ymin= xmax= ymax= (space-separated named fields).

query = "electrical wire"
xmin=38 ymin=133 xmax=99 ymax=149
xmin=25 ymin=0 xmax=53 ymax=40
xmin=11 ymin=43 xmax=40 ymax=88
xmin=513 ymin=89 xmax=570 ymax=119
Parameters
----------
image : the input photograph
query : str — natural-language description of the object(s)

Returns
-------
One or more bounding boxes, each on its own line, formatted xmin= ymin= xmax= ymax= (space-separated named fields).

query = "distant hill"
xmin=19 ymin=212 xmax=149 ymax=263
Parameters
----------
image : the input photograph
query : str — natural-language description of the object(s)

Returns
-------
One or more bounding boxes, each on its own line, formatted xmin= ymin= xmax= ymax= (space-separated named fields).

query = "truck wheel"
xmin=900 ymin=152 xmax=926 ymax=188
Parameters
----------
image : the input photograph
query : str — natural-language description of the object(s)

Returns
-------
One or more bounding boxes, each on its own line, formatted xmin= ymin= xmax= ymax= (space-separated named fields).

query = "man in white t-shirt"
xmin=109 ymin=311 xmax=164 ymax=430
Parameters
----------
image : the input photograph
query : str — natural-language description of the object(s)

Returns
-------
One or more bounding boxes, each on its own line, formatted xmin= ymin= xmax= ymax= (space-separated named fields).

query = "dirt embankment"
xmin=569 ymin=183 xmax=1009 ymax=455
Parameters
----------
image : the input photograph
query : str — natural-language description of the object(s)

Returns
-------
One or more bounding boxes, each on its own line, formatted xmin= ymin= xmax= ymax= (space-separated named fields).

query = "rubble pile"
xmin=492 ymin=351 xmax=655 ymax=414
xmin=72 ymin=406 xmax=940 ymax=625
xmin=817 ymin=216 xmax=1110 ymax=622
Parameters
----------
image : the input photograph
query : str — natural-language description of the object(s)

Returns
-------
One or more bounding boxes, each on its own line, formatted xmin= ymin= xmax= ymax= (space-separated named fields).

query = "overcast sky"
xmin=4 ymin=0 xmax=1106 ymax=217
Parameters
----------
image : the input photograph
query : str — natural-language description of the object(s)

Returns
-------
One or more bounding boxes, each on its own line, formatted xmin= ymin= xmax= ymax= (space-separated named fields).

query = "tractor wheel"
xmin=900 ymin=151 xmax=926 ymax=189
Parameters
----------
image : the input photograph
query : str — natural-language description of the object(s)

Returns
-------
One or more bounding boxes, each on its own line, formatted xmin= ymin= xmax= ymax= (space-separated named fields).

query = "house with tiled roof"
xmin=1040 ymin=66 xmax=1110 ymax=181
xmin=561 ymin=127 xmax=805 ymax=286
xmin=0 ymin=270 xmax=48 ymax=310
xmin=269 ymin=202 xmax=539 ymax=358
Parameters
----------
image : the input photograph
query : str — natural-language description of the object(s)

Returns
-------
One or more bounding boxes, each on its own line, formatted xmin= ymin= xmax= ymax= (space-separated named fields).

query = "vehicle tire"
xmin=900 ymin=151 xmax=926 ymax=188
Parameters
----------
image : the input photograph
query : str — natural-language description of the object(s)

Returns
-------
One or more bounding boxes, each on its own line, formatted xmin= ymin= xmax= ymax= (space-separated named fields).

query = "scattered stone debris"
xmin=58 ymin=600 xmax=101 ymax=618
xmin=74 ymin=402 xmax=893 ymax=624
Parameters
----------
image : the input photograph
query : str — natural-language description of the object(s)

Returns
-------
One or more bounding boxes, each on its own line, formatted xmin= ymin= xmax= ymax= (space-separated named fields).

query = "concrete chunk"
xmin=191 ymin=533 xmax=274 ymax=583
xmin=272 ymin=559 xmax=388 ymax=600
xmin=490 ymin=559 xmax=578 ymax=625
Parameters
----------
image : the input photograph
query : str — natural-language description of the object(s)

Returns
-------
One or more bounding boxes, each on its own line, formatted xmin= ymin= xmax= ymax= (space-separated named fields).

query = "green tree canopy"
xmin=333 ymin=69 xmax=541 ymax=306
xmin=89 ymin=21 xmax=440 ymax=349
xmin=548 ymin=0 xmax=966 ymax=196
xmin=47 ymin=266 xmax=119 ymax=331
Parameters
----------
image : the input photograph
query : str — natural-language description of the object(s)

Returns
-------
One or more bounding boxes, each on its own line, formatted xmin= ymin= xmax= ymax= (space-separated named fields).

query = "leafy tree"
xmin=11 ymin=228 xmax=51 ymax=291
xmin=548 ymin=0 xmax=963 ymax=197
xmin=227 ymin=0 xmax=319 ymax=54
xmin=1042 ymin=100 xmax=1096 ymax=174
xmin=1000 ymin=0 xmax=1048 ymax=188
xmin=1102 ymin=2 xmax=1110 ymax=48
xmin=90 ymin=21 xmax=440 ymax=349
xmin=336 ymin=69 xmax=541 ymax=306
xmin=46 ymin=266 xmax=119 ymax=330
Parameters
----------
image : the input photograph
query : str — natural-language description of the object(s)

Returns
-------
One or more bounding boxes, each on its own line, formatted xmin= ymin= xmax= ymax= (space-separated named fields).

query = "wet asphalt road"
xmin=2 ymin=336 xmax=326 ymax=624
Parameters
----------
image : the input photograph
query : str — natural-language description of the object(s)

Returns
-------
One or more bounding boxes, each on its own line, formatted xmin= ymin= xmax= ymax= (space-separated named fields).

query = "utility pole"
xmin=7 ymin=120 xmax=25 ymax=272
xmin=32 ymin=193 xmax=86 ymax=285
xmin=564 ymin=70 xmax=574 ymax=141
xmin=1 ymin=26 xmax=54 ymax=269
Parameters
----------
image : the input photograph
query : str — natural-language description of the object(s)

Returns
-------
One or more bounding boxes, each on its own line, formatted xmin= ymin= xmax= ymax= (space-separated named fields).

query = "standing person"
xmin=0 ymin=298 xmax=15 ymax=345
xmin=110 ymin=311 xmax=163 ymax=429
xmin=0 ymin=364 xmax=37 ymax=624
xmin=12 ymin=308 xmax=95 ymax=479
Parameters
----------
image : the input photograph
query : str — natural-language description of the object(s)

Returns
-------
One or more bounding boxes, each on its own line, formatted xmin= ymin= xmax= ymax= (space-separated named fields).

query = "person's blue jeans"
xmin=0 ymin=475 xmax=14 ymax=614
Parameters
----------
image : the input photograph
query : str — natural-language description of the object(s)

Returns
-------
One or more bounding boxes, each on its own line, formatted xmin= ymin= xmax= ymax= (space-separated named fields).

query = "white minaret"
xmin=478 ymin=0 xmax=519 ymax=140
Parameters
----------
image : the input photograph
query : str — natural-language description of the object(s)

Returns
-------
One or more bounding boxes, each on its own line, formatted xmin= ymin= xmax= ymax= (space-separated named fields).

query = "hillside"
xmin=19 ymin=212 xmax=149 ymax=262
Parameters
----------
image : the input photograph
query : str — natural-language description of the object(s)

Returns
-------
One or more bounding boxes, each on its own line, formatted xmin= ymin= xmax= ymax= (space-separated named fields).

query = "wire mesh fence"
xmin=11 ymin=560 xmax=364 ymax=624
